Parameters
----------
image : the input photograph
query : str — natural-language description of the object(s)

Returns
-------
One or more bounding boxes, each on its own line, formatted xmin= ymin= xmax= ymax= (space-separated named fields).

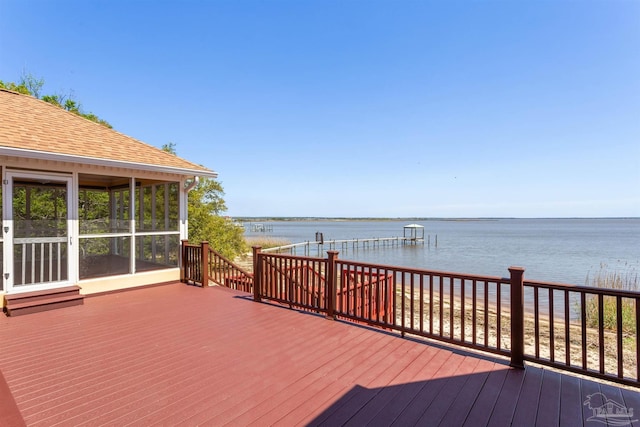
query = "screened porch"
xmin=1 ymin=169 xmax=186 ymax=294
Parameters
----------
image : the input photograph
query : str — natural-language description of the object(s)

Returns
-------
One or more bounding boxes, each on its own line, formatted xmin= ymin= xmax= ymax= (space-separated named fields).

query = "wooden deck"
xmin=1 ymin=283 xmax=639 ymax=426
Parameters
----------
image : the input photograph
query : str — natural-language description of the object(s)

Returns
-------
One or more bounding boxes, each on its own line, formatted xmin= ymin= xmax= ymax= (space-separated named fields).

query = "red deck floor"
xmin=1 ymin=283 xmax=639 ymax=426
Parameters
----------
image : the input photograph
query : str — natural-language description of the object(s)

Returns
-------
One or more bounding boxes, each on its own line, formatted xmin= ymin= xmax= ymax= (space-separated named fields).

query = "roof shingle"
xmin=0 ymin=88 xmax=216 ymax=177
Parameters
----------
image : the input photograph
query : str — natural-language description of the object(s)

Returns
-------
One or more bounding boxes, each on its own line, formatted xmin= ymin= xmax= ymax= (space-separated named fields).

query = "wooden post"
xmin=252 ymin=246 xmax=262 ymax=302
xmin=326 ymin=251 xmax=339 ymax=320
xmin=201 ymin=241 xmax=210 ymax=288
xmin=180 ymin=239 xmax=188 ymax=283
xmin=509 ymin=266 xmax=525 ymax=369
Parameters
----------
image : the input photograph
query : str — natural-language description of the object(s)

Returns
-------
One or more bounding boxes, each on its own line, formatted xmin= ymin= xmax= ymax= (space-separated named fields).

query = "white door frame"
xmin=3 ymin=170 xmax=75 ymax=293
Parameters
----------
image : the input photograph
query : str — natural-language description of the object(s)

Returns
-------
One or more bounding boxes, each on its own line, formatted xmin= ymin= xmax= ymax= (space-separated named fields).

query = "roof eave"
xmin=0 ymin=146 xmax=218 ymax=179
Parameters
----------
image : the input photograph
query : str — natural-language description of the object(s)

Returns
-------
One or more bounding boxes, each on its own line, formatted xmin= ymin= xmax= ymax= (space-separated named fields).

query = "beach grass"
xmin=584 ymin=264 xmax=639 ymax=334
xmin=244 ymin=236 xmax=291 ymax=250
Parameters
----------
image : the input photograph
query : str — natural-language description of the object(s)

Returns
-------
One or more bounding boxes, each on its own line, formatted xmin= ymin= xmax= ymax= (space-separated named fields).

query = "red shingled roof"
xmin=0 ymin=88 xmax=217 ymax=177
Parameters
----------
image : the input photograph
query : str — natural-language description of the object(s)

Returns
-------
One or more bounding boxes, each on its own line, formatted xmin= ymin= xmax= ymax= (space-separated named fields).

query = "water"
xmin=244 ymin=218 xmax=639 ymax=287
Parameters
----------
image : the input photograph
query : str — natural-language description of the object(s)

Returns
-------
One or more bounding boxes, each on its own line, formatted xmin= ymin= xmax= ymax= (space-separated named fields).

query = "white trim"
xmin=1 ymin=161 xmax=191 ymax=292
xmin=132 ymin=231 xmax=180 ymax=237
xmin=130 ymin=176 xmax=136 ymax=275
xmin=71 ymin=170 xmax=80 ymax=287
xmin=0 ymin=146 xmax=218 ymax=178
xmin=79 ymin=231 xmax=179 ymax=244
xmin=78 ymin=268 xmax=179 ymax=295
xmin=3 ymin=170 xmax=75 ymax=292
xmin=5 ymin=281 xmax=71 ymax=294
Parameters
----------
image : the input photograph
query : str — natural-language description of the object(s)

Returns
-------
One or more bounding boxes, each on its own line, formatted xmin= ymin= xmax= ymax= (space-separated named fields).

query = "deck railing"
xmin=14 ymin=238 xmax=68 ymax=285
xmin=254 ymin=250 xmax=515 ymax=359
xmin=180 ymin=241 xmax=640 ymax=387
xmin=522 ymin=279 xmax=640 ymax=385
xmin=209 ymin=247 xmax=253 ymax=292
xmin=181 ymin=240 xmax=253 ymax=291
xmin=257 ymin=251 xmax=327 ymax=311
xmin=181 ymin=240 xmax=208 ymax=286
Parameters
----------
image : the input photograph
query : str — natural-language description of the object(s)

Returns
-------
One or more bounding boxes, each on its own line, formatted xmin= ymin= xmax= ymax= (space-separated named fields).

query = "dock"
xmin=261 ymin=235 xmax=433 ymax=257
xmin=248 ymin=222 xmax=274 ymax=232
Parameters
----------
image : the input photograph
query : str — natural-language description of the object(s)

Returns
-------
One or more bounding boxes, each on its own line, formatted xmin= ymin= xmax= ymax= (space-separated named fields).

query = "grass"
xmin=584 ymin=263 xmax=639 ymax=333
xmin=244 ymin=236 xmax=291 ymax=250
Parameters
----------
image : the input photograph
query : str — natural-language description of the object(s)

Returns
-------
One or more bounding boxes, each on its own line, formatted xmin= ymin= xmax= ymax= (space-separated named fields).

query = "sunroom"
xmin=0 ymin=88 xmax=217 ymax=310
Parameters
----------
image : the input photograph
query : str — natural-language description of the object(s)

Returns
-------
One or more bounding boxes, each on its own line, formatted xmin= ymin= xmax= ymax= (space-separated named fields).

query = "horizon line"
xmin=231 ymin=216 xmax=639 ymax=220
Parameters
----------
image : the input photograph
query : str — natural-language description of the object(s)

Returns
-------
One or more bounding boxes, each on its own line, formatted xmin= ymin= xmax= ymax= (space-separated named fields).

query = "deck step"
xmin=4 ymin=286 xmax=84 ymax=317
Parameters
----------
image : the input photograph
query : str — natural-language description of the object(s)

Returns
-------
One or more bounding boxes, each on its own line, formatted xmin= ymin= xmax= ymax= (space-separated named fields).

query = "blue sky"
xmin=1 ymin=0 xmax=638 ymax=218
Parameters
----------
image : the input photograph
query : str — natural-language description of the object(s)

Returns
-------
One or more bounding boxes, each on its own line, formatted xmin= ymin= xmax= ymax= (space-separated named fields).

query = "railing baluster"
xmin=449 ymin=277 xmax=454 ymax=339
xmin=484 ymin=280 xmax=489 ymax=347
xmin=461 ymin=278 xmax=465 ymax=343
xmin=617 ymin=296 xmax=623 ymax=378
xmin=410 ymin=272 xmax=415 ymax=330
xmin=375 ymin=266 xmax=381 ymax=323
xmin=38 ymin=243 xmax=43 ymax=283
xmin=293 ymin=258 xmax=299 ymax=307
xmin=549 ymin=288 xmax=555 ymax=362
xmin=308 ymin=259 xmax=314 ymax=308
xmin=599 ymin=294 xmax=605 ymax=374
xmin=534 ymin=286 xmax=540 ymax=359
xmin=360 ymin=267 xmax=366 ymax=319
xmin=57 ymin=242 xmax=61 ymax=281
xmin=429 ymin=275 xmax=434 ymax=335
xmin=636 ymin=297 xmax=640 ymax=382
xmin=497 ymin=280 xmax=501 ymax=350
xmin=565 ymin=291 xmax=571 ymax=366
xmin=30 ymin=243 xmax=35 ymax=284
xmin=581 ymin=292 xmax=587 ymax=370
xmin=347 ymin=262 xmax=352 ymax=314
xmin=401 ymin=271 xmax=406 ymax=335
xmin=368 ymin=267 xmax=374 ymax=321
xmin=48 ymin=242 xmax=52 ymax=282
xmin=419 ymin=274 xmax=424 ymax=334
xmin=440 ymin=277 xmax=444 ymax=338
xmin=472 ymin=279 xmax=477 ymax=345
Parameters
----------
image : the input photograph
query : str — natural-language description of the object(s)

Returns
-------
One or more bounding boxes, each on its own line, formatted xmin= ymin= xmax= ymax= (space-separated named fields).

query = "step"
xmin=4 ymin=286 xmax=84 ymax=317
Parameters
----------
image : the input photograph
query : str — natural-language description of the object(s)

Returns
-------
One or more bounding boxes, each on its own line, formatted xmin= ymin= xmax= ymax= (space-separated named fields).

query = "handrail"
xmin=208 ymin=247 xmax=254 ymax=292
xmin=249 ymin=250 xmax=640 ymax=388
xmin=181 ymin=241 xmax=640 ymax=387
xmin=180 ymin=240 xmax=254 ymax=291
xmin=522 ymin=279 xmax=640 ymax=384
xmin=331 ymin=258 xmax=513 ymax=358
xmin=258 ymin=252 xmax=327 ymax=311
xmin=524 ymin=278 xmax=640 ymax=298
xmin=181 ymin=240 xmax=207 ymax=286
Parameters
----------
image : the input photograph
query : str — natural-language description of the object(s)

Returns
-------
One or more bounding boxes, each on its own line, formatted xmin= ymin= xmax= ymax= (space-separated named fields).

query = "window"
xmin=78 ymin=175 xmax=180 ymax=280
